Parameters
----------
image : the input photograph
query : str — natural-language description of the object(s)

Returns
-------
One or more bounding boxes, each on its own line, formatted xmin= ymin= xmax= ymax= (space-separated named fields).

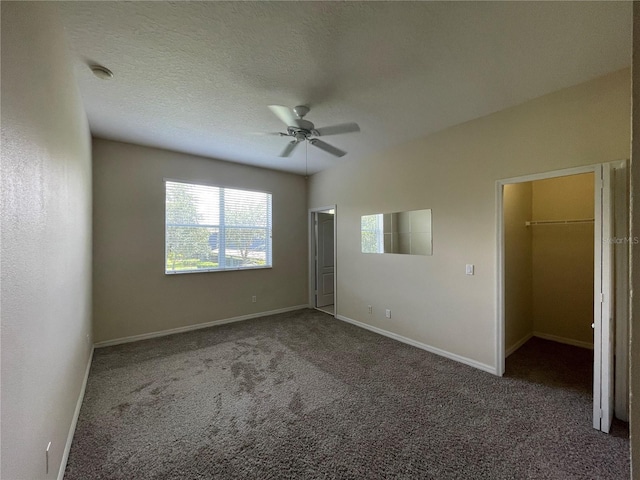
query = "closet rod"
xmin=525 ymin=218 xmax=594 ymax=227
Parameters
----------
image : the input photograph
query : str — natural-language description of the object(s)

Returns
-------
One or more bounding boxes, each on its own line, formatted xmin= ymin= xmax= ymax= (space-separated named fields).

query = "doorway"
xmin=309 ymin=206 xmax=336 ymax=316
xmin=496 ymin=162 xmax=629 ymax=433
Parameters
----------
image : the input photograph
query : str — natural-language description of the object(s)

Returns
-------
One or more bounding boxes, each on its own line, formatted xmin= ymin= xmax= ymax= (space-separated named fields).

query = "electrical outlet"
xmin=385 ymin=309 xmax=391 ymax=319
xmin=251 ymin=295 xmax=257 ymax=303
xmin=367 ymin=305 xmax=372 ymax=314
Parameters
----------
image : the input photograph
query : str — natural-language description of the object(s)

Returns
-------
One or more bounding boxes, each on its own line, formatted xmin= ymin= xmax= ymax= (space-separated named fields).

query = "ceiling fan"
xmin=266 ymin=105 xmax=360 ymax=158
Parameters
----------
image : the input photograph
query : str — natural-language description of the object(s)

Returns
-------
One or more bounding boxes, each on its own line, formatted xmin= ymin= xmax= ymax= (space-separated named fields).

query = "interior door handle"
xmin=591 ymin=323 xmax=595 ymax=329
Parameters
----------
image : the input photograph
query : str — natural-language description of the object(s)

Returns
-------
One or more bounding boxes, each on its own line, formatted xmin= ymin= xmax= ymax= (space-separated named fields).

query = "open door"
xmin=593 ymin=163 xmax=614 ymax=432
xmin=315 ymin=212 xmax=335 ymax=308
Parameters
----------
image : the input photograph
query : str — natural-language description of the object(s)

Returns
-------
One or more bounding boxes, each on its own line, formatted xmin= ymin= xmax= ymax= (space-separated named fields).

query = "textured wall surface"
xmin=1 ymin=3 xmax=93 ymax=479
xmin=92 ymin=139 xmax=308 ymax=343
xmin=308 ymin=69 xmax=630 ymax=371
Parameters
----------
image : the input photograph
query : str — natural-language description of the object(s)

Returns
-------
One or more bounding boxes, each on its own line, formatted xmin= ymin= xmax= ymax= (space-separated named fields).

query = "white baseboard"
xmin=506 ymin=333 xmax=533 ymax=357
xmin=58 ymin=346 xmax=94 ymax=480
xmin=336 ymin=314 xmax=497 ymax=375
xmin=533 ymin=331 xmax=594 ymax=350
xmin=94 ymin=305 xmax=309 ymax=348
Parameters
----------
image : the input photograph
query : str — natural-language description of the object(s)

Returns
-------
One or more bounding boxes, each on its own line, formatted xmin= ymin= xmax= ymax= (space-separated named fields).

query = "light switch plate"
xmin=465 ymin=264 xmax=474 ymax=275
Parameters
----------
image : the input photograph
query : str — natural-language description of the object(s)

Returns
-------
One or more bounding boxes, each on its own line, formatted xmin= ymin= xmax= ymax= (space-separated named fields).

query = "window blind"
xmin=165 ymin=180 xmax=272 ymax=273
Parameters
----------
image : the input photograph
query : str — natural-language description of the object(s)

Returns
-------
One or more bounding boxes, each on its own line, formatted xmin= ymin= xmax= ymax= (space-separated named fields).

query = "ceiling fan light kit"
xmin=266 ymin=105 xmax=360 ymax=158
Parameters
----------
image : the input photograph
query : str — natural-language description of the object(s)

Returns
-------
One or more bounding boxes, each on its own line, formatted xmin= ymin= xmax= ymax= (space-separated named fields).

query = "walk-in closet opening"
xmin=503 ymin=172 xmax=596 ymax=416
xmin=499 ymin=163 xmax=630 ymax=434
xmin=504 ymin=172 xmax=595 ymax=353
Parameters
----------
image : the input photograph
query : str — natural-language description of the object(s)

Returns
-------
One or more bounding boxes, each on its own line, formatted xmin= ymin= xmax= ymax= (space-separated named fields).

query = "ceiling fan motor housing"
xmin=287 ymin=120 xmax=316 ymax=140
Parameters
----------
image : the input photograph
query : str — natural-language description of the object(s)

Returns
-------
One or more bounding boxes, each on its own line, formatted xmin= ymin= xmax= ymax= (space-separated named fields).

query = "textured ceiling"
xmin=58 ymin=1 xmax=632 ymax=175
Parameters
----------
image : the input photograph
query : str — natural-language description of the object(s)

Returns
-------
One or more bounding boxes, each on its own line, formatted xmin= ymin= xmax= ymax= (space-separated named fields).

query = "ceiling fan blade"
xmin=314 ymin=122 xmax=360 ymax=137
xmin=309 ymin=139 xmax=346 ymax=157
xmin=268 ymin=105 xmax=298 ymax=127
xmin=250 ymin=131 xmax=285 ymax=136
xmin=280 ymin=140 xmax=300 ymax=158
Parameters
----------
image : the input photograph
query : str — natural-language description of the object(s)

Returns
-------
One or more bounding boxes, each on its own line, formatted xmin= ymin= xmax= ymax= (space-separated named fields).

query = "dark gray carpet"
xmin=65 ymin=309 xmax=629 ymax=479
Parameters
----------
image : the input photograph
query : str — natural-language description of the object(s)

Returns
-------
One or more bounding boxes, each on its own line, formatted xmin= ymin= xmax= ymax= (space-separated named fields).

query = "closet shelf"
xmin=525 ymin=218 xmax=594 ymax=227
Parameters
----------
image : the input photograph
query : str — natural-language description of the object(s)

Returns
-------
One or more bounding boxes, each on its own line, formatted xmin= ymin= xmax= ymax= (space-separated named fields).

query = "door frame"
xmin=309 ymin=205 xmax=337 ymax=316
xmin=495 ymin=161 xmax=627 ymax=432
xmin=613 ymin=161 xmax=630 ymax=422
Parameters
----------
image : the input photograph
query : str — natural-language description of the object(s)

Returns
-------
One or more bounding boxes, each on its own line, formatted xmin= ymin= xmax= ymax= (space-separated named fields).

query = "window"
xmin=165 ymin=180 xmax=272 ymax=274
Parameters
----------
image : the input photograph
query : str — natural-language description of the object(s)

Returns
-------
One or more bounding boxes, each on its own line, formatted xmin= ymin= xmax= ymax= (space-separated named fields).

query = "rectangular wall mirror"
xmin=361 ymin=209 xmax=432 ymax=255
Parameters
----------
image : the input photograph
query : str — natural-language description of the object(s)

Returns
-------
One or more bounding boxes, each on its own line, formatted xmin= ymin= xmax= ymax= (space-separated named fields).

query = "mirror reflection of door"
xmin=316 ymin=212 xmax=334 ymax=309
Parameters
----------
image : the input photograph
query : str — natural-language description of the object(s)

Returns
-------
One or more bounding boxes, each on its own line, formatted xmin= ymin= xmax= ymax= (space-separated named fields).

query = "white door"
xmin=593 ymin=163 xmax=614 ymax=432
xmin=316 ymin=212 xmax=335 ymax=308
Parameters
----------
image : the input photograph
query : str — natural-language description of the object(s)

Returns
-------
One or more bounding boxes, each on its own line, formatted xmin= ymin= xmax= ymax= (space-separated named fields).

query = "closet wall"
xmin=505 ymin=173 xmax=594 ymax=354
xmin=504 ymin=182 xmax=533 ymax=352
xmin=531 ymin=174 xmax=595 ymax=346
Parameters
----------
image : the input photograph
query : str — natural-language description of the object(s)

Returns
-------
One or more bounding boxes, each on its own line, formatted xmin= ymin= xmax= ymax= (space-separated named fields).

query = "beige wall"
xmin=630 ymin=3 xmax=639 ymax=478
xmin=531 ymin=174 xmax=594 ymax=345
xmin=309 ymin=69 xmax=630 ymax=370
xmin=92 ymin=139 xmax=308 ymax=343
xmin=503 ymin=182 xmax=533 ymax=353
xmin=1 ymin=3 xmax=93 ymax=479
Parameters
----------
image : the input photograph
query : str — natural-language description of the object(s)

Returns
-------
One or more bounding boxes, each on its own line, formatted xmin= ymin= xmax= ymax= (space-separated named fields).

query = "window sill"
xmin=165 ymin=266 xmax=272 ymax=275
